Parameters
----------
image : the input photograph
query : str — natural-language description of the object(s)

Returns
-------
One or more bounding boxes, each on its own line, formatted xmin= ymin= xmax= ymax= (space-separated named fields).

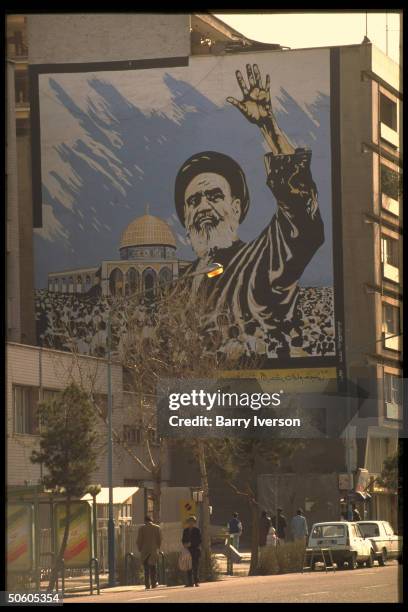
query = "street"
xmin=66 ymin=564 xmax=402 ymax=604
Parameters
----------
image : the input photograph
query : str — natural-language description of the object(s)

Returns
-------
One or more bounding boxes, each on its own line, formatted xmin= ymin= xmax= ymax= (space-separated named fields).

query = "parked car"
xmin=357 ymin=520 xmax=403 ymax=565
xmin=307 ymin=522 xmax=375 ymax=570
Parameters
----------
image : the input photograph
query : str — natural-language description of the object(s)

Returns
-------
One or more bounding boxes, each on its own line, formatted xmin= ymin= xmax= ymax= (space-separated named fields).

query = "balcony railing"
xmin=380 ymin=122 xmax=399 ymax=149
xmin=385 ymin=402 xmax=402 ymax=421
xmin=383 ymin=262 xmax=400 ymax=284
xmin=383 ymin=333 xmax=402 ymax=352
xmin=381 ymin=193 xmax=400 ymax=217
xmin=7 ymin=41 xmax=28 ymax=60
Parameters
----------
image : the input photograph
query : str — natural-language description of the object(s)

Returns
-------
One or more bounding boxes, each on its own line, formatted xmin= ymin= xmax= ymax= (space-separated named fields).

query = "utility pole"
xmin=107 ymin=314 xmax=115 ymax=587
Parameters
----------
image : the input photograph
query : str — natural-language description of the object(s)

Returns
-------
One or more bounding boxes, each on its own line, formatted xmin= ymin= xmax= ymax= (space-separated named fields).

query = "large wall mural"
xmin=32 ymin=49 xmax=342 ymax=372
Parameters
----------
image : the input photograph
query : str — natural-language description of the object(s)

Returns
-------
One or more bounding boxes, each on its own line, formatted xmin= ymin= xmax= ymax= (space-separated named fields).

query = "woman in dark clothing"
xmin=182 ymin=516 xmax=202 ymax=587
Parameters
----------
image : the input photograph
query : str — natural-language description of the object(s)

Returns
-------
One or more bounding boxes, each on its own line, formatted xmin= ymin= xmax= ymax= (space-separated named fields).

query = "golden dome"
xmin=120 ymin=214 xmax=177 ymax=249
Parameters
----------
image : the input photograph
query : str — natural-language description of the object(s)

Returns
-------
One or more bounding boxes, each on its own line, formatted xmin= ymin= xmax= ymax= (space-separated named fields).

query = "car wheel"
xmin=366 ymin=551 xmax=374 ymax=568
xmin=348 ymin=553 xmax=358 ymax=570
xmin=378 ymin=548 xmax=388 ymax=566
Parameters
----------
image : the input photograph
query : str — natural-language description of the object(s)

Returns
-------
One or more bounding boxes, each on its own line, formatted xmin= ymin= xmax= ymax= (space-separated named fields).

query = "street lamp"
xmin=86 ymin=484 xmax=102 ymax=561
xmin=106 ymin=261 xmax=223 ymax=586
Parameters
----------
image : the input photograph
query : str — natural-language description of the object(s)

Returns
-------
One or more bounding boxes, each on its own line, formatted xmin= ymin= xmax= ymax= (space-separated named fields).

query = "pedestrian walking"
xmin=227 ymin=512 xmax=243 ymax=550
xmin=291 ymin=508 xmax=308 ymax=545
xmin=272 ymin=507 xmax=287 ymax=542
xmin=259 ymin=510 xmax=272 ymax=548
xmin=182 ymin=516 xmax=202 ymax=587
xmin=266 ymin=525 xmax=278 ymax=547
xmin=137 ymin=515 xmax=162 ymax=590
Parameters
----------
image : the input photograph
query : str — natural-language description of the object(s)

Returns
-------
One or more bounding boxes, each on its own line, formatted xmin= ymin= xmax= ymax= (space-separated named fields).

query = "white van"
xmin=307 ymin=522 xmax=374 ymax=569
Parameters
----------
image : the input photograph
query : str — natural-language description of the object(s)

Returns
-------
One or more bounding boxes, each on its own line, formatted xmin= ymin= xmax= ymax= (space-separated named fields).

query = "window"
xmin=381 ymin=165 xmax=400 ymax=202
xmin=384 ymin=373 xmax=402 ymax=406
xmin=14 ymin=386 xmax=39 ymax=434
xmin=382 ymin=303 xmax=401 ymax=337
xmin=311 ymin=524 xmax=345 ymax=538
xmin=380 ymin=94 xmax=397 ymax=131
xmin=15 ymin=71 xmax=28 ymax=105
xmin=383 ymin=522 xmax=394 ymax=536
xmin=123 ymin=424 xmax=141 ymax=444
xmin=381 ymin=236 xmax=399 ymax=267
xmin=120 ymin=503 xmax=132 ymax=518
xmin=358 ymin=523 xmax=380 ymax=538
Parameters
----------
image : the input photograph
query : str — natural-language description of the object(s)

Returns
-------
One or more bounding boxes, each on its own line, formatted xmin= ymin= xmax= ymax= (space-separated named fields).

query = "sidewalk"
xmin=63 ymin=573 xmax=250 ymax=599
xmin=61 ymin=552 xmax=251 ymax=597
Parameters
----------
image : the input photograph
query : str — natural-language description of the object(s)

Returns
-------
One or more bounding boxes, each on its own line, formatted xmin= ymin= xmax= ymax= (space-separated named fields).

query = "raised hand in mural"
xmin=227 ymin=63 xmax=295 ymax=157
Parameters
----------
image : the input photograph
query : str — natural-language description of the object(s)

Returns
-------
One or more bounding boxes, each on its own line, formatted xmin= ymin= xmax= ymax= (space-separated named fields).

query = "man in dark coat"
xmin=137 ymin=515 xmax=162 ymax=589
xmin=182 ymin=516 xmax=202 ymax=587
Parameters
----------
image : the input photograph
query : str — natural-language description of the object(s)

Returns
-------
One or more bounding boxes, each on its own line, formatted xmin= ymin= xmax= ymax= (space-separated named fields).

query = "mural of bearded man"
xmin=174 ymin=63 xmax=325 ymax=358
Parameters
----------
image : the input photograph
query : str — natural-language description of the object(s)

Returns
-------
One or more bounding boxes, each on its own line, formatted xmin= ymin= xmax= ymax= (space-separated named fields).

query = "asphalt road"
xmin=66 ymin=563 xmax=402 ymax=604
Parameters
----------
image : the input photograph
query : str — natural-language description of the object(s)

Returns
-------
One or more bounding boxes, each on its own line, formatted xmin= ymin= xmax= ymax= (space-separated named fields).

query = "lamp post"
xmin=105 ymin=262 xmax=223 ymax=587
xmin=86 ymin=484 xmax=102 ymax=562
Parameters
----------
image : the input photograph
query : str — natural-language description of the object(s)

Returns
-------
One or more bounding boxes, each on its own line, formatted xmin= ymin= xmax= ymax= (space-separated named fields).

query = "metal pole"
xmin=346 ymin=387 xmax=353 ymax=521
xmin=92 ymin=494 xmax=98 ymax=561
xmin=107 ymin=313 xmax=115 ymax=586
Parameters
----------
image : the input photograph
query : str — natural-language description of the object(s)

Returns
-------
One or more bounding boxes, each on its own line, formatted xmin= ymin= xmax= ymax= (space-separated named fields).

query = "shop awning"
xmin=81 ymin=487 xmax=138 ymax=505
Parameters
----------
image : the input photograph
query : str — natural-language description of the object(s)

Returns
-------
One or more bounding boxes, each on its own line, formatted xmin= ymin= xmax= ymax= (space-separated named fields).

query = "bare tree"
xmin=117 ymin=283 xmax=246 ymax=563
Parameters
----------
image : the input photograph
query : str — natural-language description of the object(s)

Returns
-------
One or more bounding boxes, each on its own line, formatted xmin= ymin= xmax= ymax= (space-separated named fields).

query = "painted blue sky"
xmin=34 ymin=49 xmax=333 ymax=289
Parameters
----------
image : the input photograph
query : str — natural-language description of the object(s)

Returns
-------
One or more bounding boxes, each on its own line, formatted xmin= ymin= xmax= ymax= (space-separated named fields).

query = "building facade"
xmin=6 ymin=13 xmax=402 ymax=532
xmin=6 ymin=341 xmax=168 ymax=490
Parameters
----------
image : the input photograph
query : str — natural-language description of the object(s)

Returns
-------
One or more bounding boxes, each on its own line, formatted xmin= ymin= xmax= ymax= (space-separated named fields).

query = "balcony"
xmin=383 ymin=262 xmax=400 ymax=284
xmin=383 ymin=333 xmax=402 ymax=352
xmin=385 ymin=402 xmax=402 ymax=421
xmin=380 ymin=122 xmax=399 ymax=149
xmin=381 ymin=193 xmax=400 ymax=217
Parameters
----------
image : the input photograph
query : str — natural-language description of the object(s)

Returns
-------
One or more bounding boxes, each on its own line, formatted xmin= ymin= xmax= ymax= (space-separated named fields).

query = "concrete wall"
xmin=16 ymin=131 xmax=36 ymax=345
xmin=6 ymin=62 xmax=21 ymax=343
xmin=27 ymin=14 xmax=190 ymax=64
xmin=339 ymin=44 xmax=377 ymax=373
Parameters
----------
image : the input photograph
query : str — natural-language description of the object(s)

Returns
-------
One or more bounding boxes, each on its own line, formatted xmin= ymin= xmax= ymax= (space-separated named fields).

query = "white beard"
xmin=187 ymin=217 xmax=239 ymax=258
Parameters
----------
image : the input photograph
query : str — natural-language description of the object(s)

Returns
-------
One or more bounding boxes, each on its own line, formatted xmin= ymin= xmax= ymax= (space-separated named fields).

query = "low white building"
xmin=6 ymin=341 xmax=170 ymax=490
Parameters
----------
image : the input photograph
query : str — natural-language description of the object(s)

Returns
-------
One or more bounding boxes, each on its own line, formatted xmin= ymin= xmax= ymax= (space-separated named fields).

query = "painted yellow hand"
xmin=227 ymin=63 xmax=272 ymax=125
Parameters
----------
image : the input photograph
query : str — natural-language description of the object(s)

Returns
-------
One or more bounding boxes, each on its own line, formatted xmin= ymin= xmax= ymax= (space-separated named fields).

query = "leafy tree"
xmin=377 ymin=447 xmax=401 ymax=492
xmin=31 ymin=383 xmax=99 ymax=591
